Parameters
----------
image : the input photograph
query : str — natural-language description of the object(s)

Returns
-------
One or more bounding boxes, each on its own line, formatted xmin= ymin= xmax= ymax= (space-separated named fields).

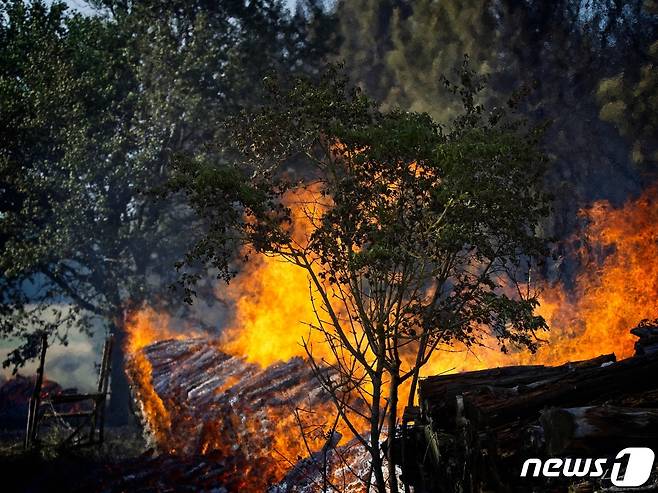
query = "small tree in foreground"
xmin=173 ymin=61 xmax=551 ymax=492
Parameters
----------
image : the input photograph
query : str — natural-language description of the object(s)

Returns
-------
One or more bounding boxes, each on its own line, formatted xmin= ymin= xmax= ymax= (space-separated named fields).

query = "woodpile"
xmin=127 ymin=321 xmax=658 ymax=492
xmin=396 ymin=324 xmax=658 ymax=492
xmin=126 ymin=338 xmax=367 ymax=492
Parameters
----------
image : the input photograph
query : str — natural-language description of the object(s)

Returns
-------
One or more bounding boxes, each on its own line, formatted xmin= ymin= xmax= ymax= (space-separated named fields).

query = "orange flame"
xmin=424 ymin=186 xmax=658 ymax=374
xmin=220 ymin=184 xmax=331 ymax=366
xmin=535 ymin=186 xmax=658 ymax=361
xmin=220 ymin=252 xmax=318 ymax=366
xmin=218 ymin=184 xmax=658 ymax=382
xmin=124 ymin=306 xmax=201 ymax=449
xmin=123 ymin=183 xmax=658 ymax=488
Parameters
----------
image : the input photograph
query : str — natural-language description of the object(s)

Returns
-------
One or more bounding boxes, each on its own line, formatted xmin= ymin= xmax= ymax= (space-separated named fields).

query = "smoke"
xmin=0 ymin=304 xmax=105 ymax=391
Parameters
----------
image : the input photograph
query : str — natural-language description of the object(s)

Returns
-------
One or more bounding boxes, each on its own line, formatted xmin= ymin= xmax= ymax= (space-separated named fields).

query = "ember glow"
xmin=123 ymin=185 xmax=658 ymax=489
xmin=125 ymin=332 xmax=361 ymax=491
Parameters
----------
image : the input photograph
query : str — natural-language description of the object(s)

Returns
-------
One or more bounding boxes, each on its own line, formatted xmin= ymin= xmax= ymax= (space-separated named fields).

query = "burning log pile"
xmin=119 ymin=185 xmax=658 ymax=492
xmin=397 ymin=324 xmax=658 ymax=492
xmin=125 ymin=321 xmax=658 ymax=492
xmin=126 ymin=338 xmax=368 ymax=492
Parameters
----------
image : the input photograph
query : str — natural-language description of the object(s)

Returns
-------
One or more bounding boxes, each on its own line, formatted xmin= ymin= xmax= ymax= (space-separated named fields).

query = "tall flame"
xmin=421 ymin=186 xmax=658 ymax=375
xmin=125 ymin=183 xmax=658 ymax=399
xmin=217 ymin=185 xmax=658 ymax=375
xmin=220 ymin=185 xmax=330 ymax=366
xmin=536 ymin=188 xmax=658 ymax=361
xmin=123 ymin=183 xmax=658 ymax=488
xmin=220 ymin=253 xmax=318 ymax=366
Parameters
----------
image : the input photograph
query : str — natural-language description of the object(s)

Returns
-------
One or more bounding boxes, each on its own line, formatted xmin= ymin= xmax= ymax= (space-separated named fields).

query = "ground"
xmin=0 ymin=424 xmax=148 ymax=493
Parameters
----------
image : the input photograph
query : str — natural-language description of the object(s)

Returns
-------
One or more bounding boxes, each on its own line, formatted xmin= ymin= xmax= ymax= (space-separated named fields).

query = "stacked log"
xmin=126 ymin=338 xmax=366 ymax=492
xmin=127 ymin=324 xmax=658 ymax=492
xmin=398 ymin=330 xmax=658 ymax=493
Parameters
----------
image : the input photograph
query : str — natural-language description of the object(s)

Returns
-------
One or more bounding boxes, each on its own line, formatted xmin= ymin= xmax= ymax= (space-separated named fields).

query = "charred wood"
xmin=126 ymin=338 xmax=367 ymax=492
xmin=399 ymin=330 xmax=658 ymax=493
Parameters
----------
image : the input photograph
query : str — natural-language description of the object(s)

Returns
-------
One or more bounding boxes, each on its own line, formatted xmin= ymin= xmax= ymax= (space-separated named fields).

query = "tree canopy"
xmin=0 ymin=0 xmax=336 ymax=420
xmin=336 ymin=0 xmax=658 ymax=251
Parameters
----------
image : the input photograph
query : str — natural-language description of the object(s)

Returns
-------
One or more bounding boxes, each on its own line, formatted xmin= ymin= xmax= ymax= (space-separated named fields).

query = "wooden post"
xmin=95 ymin=336 xmax=113 ymax=444
xmin=25 ymin=332 xmax=48 ymax=450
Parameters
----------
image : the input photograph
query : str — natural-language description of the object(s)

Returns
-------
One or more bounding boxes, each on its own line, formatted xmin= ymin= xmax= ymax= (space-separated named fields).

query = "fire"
xmin=220 ymin=252 xmax=318 ymax=366
xmin=218 ymin=184 xmax=658 ymax=381
xmin=125 ymin=306 xmax=179 ymax=354
xmin=197 ymin=396 xmax=348 ymax=489
xmin=220 ymin=184 xmax=331 ymax=367
xmin=424 ymin=185 xmax=658 ymax=374
xmin=123 ymin=182 xmax=658 ymax=489
xmin=123 ymin=288 xmax=359 ymax=490
xmin=541 ymin=188 xmax=658 ymax=360
xmin=124 ymin=306 xmax=200 ymax=449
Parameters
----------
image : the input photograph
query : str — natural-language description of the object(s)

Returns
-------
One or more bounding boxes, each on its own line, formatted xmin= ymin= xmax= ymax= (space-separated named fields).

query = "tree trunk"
xmin=107 ymin=320 xmax=132 ymax=426
xmin=407 ymin=332 xmax=429 ymax=408
xmin=407 ymin=369 xmax=420 ymax=408
xmin=372 ymin=438 xmax=387 ymax=493
xmin=401 ymin=350 xmax=658 ymax=492
xmin=469 ymin=352 xmax=658 ymax=428
xmin=371 ymin=365 xmax=387 ymax=492
xmin=387 ymin=371 xmax=399 ymax=493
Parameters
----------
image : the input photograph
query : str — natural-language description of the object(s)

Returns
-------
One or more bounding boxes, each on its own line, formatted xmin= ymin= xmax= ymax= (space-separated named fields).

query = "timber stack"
xmin=396 ymin=321 xmax=658 ymax=492
xmin=126 ymin=338 xmax=368 ymax=492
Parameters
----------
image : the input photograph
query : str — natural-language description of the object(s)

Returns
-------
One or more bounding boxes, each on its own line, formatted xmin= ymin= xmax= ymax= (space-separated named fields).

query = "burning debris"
xmin=125 ymin=325 xmax=658 ymax=492
xmin=396 ymin=325 xmax=658 ymax=492
xmin=270 ymin=433 xmax=370 ymax=493
xmin=126 ymin=338 xmax=366 ymax=492
xmin=119 ymin=186 xmax=658 ymax=492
